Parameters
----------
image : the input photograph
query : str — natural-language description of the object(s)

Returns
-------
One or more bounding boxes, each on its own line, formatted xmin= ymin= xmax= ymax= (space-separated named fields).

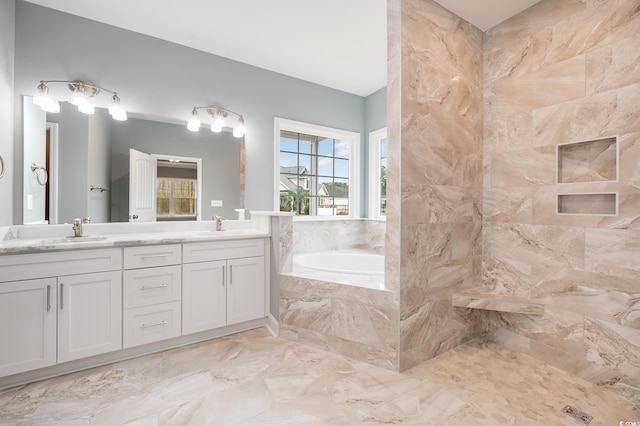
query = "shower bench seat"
xmin=452 ymin=288 xmax=545 ymax=316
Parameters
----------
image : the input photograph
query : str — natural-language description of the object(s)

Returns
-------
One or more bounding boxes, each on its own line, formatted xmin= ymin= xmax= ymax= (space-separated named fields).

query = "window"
xmin=274 ymin=118 xmax=360 ymax=217
xmin=156 ymin=178 xmax=197 ymax=218
xmin=155 ymin=157 xmax=200 ymax=221
xmin=368 ymin=127 xmax=387 ymax=219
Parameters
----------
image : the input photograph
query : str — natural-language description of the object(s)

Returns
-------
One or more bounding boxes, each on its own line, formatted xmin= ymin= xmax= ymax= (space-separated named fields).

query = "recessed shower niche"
xmin=556 ymin=136 xmax=618 ymax=216
xmin=557 ymin=136 xmax=617 ymax=184
xmin=557 ymin=193 xmax=617 ymax=215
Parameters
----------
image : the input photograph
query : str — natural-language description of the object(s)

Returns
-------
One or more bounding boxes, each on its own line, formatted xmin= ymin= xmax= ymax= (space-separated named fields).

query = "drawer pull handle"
xmin=59 ymin=283 xmax=64 ymax=310
xmin=46 ymin=285 xmax=51 ymax=312
xmin=140 ymin=284 xmax=168 ymax=291
xmin=222 ymin=265 xmax=225 ymax=286
xmin=230 ymin=265 xmax=233 ymax=284
xmin=141 ymin=320 xmax=167 ymax=329
xmin=140 ymin=254 xmax=170 ymax=260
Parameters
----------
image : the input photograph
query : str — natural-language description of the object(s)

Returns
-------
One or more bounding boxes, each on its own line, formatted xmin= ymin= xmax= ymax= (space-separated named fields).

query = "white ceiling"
xmin=23 ymin=0 xmax=540 ymax=97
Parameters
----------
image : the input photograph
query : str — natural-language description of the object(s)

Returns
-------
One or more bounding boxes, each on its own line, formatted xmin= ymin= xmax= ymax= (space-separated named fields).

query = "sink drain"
xmin=562 ymin=405 xmax=593 ymax=425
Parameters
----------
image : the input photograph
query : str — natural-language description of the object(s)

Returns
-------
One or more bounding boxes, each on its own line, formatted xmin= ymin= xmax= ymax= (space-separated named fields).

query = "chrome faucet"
xmin=214 ymin=215 xmax=222 ymax=231
xmin=72 ymin=218 xmax=83 ymax=237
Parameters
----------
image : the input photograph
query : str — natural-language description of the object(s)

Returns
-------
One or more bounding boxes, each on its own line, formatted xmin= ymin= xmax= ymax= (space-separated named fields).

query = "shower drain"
xmin=562 ymin=405 xmax=593 ymax=425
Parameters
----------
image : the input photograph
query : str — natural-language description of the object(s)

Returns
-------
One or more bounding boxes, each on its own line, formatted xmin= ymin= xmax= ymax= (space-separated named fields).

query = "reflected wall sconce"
xmin=187 ymin=106 xmax=246 ymax=138
xmin=33 ymin=80 xmax=127 ymax=121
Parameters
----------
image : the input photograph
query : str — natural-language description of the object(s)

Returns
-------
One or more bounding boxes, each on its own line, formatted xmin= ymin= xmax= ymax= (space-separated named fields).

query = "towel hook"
xmin=30 ymin=163 xmax=48 ymax=186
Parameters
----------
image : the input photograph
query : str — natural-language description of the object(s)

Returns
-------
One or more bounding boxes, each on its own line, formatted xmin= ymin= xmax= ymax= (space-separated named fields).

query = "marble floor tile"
xmin=0 ymin=328 xmax=637 ymax=425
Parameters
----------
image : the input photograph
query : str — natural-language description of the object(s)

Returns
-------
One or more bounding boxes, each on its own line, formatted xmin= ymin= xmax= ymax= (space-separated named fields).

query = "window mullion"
xmin=310 ymin=138 xmax=318 ymax=216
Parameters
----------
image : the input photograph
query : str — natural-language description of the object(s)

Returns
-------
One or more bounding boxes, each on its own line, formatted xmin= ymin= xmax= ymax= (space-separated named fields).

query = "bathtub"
xmin=292 ymin=250 xmax=385 ymax=290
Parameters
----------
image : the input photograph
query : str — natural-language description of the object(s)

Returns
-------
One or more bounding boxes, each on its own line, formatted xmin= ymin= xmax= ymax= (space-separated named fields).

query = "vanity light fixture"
xmin=187 ymin=106 xmax=246 ymax=138
xmin=33 ymin=80 xmax=128 ymax=121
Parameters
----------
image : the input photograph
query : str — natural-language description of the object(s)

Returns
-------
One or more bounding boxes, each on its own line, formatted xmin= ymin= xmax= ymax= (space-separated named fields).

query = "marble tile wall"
xmin=279 ymin=274 xmax=399 ymax=370
xmin=483 ymin=0 xmax=640 ymax=403
xmin=291 ymin=219 xmax=385 ymax=255
xmin=390 ymin=0 xmax=484 ymax=370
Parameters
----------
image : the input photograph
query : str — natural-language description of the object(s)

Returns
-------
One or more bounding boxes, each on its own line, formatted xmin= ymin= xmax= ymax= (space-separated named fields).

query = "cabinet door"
xmin=227 ymin=257 xmax=265 ymax=325
xmin=0 ymin=278 xmax=57 ymax=377
xmin=182 ymin=261 xmax=226 ymax=334
xmin=58 ymin=271 xmax=122 ymax=363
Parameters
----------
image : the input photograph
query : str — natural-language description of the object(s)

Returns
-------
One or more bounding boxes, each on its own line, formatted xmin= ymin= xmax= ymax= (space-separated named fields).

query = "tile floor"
xmin=0 ymin=328 xmax=637 ymax=425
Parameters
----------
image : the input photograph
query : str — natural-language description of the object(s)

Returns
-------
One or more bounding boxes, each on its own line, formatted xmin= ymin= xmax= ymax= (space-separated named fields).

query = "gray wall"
xmin=87 ymin=108 xmax=112 ymax=223
xmin=22 ymin=98 xmax=45 ymax=224
xmin=110 ymin=117 xmax=241 ymax=221
xmin=0 ymin=0 xmax=15 ymax=225
xmin=49 ymin=102 xmax=89 ymax=224
xmin=12 ymin=1 xmax=385 ymax=223
xmin=365 ymin=87 xmax=388 ymax=134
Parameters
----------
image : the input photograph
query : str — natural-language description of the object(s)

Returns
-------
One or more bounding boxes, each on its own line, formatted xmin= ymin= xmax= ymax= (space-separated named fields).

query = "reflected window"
xmin=156 ymin=177 xmax=197 ymax=219
xmin=368 ymin=128 xmax=387 ymax=219
xmin=276 ymin=119 xmax=360 ymax=217
xmin=156 ymin=159 xmax=198 ymax=220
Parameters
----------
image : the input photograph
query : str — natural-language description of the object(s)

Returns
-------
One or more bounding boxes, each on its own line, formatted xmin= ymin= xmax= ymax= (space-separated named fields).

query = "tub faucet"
xmin=72 ymin=218 xmax=83 ymax=237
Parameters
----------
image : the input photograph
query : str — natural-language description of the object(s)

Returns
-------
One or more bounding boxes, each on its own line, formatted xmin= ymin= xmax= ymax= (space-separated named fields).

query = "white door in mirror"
xmin=129 ymin=149 xmax=157 ymax=222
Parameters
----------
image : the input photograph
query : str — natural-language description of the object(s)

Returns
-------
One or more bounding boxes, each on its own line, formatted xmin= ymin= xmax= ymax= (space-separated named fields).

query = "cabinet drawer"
xmin=124 ymin=244 xmax=181 ymax=269
xmin=0 ymin=248 xmax=122 ymax=283
xmin=123 ymin=301 xmax=181 ymax=348
xmin=183 ymin=239 xmax=264 ymax=263
xmin=123 ymin=265 xmax=181 ymax=309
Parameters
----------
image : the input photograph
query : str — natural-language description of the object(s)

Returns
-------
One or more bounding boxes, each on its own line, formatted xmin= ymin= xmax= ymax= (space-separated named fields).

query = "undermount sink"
xmin=40 ymin=235 xmax=108 ymax=244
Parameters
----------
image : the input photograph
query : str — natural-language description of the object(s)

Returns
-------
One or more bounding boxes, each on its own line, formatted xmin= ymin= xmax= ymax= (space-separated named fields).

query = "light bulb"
xmin=33 ymin=82 xmax=60 ymax=113
xmin=110 ymin=107 xmax=127 ymax=121
xmin=233 ymin=117 xmax=246 ymax=138
xmin=78 ymin=103 xmax=95 ymax=114
xmin=71 ymin=86 xmax=90 ymax=109
xmin=211 ymin=121 xmax=223 ymax=132
xmin=187 ymin=117 xmax=200 ymax=131
xmin=109 ymin=94 xmax=127 ymax=121
xmin=212 ymin=110 xmax=225 ymax=132
xmin=41 ymin=99 xmax=60 ymax=113
xmin=187 ymin=109 xmax=200 ymax=131
xmin=33 ymin=82 xmax=49 ymax=106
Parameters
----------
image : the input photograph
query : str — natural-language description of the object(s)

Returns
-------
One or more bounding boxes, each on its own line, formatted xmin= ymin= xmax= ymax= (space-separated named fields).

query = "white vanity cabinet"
xmin=0 ymin=248 xmax=122 ymax=375
xmin=122 ymin=245 xmax=182 ymax=348
xmin=0 ymin=232 xmax=270 ymax=387
xmin=57 ymin=271 xmax=122 ymax=363
xmin=0 ymin=278 xmax=57 ymax=376
xmin=182 ymin=239 xmax=266 ymax=335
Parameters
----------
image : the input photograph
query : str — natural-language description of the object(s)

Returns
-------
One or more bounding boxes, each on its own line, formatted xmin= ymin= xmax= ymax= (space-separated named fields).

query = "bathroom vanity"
xmin=0 ymin=221 xmax=270 ymax=389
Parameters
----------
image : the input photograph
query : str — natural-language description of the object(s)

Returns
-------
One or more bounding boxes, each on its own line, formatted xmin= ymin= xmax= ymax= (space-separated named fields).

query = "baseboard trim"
xmin=266 ymin=313 xmax=279 ymax=336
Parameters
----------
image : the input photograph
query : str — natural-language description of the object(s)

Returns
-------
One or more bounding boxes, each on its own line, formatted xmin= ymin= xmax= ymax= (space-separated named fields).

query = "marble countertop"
xmin=0 ymin=226 xmax=269 ymax=255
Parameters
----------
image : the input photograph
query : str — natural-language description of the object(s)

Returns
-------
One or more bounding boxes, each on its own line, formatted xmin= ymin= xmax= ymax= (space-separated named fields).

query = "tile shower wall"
xmin=483 ymin=0 xmax=640 ymax=403
xmin=388 ymin=0 xmax=485 ymax=370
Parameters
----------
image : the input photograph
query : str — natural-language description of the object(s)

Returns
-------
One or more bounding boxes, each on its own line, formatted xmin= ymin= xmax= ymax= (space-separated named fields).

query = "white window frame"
xmin=156 ymin=177 xmax=198 ymax=219
xmin=274 ymin=117 xmax=361 ymax=218
xmin=154 ymin=154 xmax=202 ymax=221
xmin=368 ymin=127 xmax=387 ymax=219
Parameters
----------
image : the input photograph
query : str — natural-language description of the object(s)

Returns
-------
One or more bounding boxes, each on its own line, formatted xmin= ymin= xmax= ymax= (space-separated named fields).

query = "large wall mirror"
xmin=23 ymin=96 xmax=244 ymax=225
